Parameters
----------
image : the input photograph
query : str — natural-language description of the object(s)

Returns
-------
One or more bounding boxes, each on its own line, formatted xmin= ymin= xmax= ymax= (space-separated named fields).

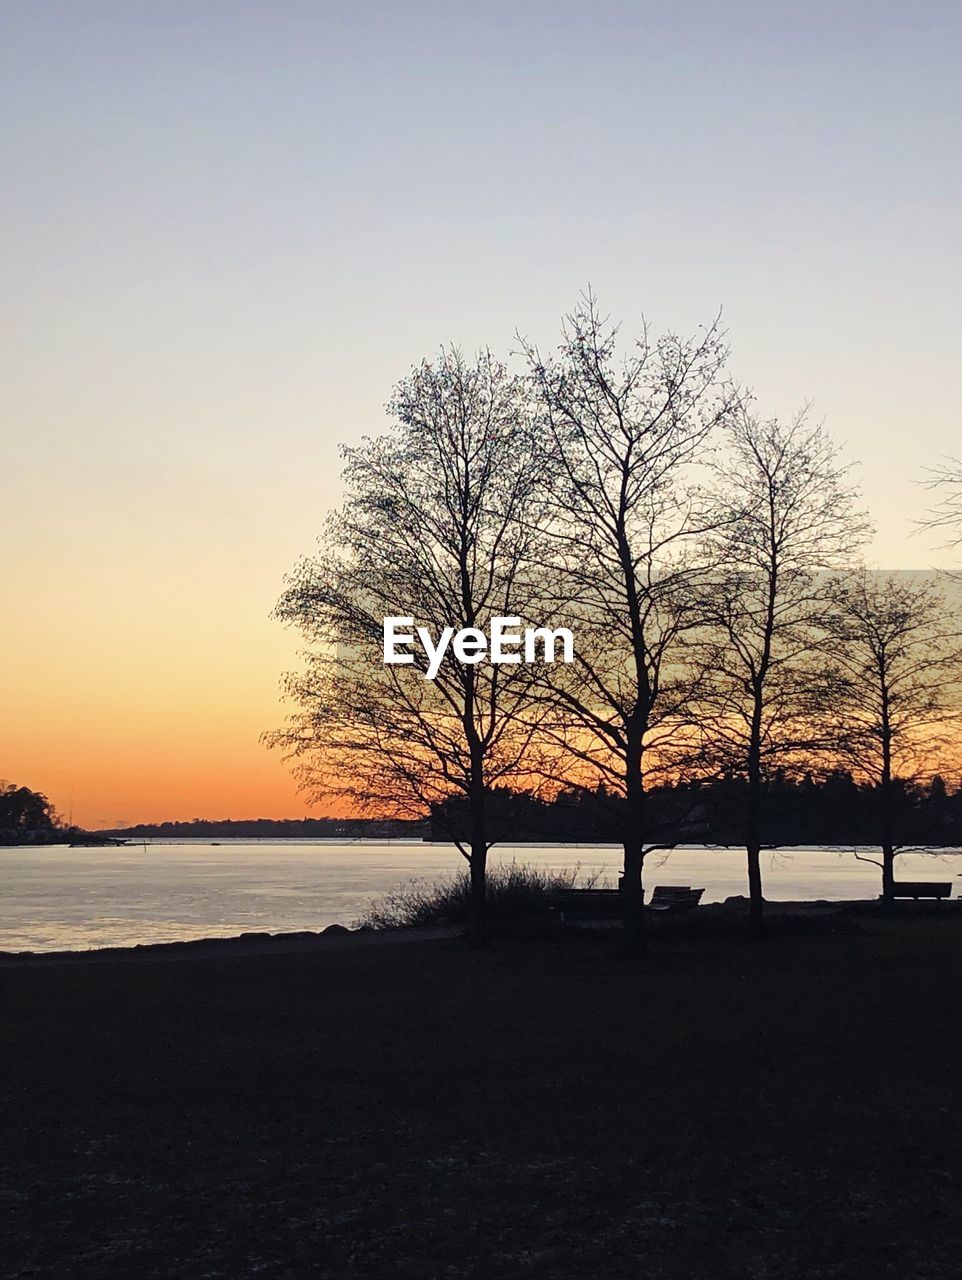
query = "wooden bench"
xmin=550 ymin=889 xmax=622 ymax=920
xmin=888 ymin=881 xmax=954 ymax=900
xmin=549 ymin=885 xmax=706 ymax=921
xmin=649 ymin=885 xmax=705 ymax=913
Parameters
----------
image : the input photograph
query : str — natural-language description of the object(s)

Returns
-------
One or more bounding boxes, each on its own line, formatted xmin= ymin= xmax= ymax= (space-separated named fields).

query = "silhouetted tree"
xmin=823 ymin=571 xmax=962 ymax=900
xmin=922 ymin=457 xmax=962 ymax=555
xmin=0 ymin=781 xmax=58 ymax=840
xmin=266 ymin=350 xmax=547 ymax=944
xmin=697 ymin=411 xmax=870 ymax=934
xmin=522 ymin=294 xmax=738 ymax=953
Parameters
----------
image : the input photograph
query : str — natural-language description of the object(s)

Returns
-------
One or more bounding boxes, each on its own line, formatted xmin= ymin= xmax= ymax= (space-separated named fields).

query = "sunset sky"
xmin=2 ymin=2 xmax=961 ymax=828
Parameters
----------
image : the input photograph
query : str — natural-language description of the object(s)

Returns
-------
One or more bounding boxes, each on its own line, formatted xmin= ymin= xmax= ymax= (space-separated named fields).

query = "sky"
xmin=2 ymin=1 xmax=960 ymax=827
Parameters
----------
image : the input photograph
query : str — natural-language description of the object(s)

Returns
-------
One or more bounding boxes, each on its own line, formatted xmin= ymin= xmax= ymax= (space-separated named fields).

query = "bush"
xmin=356 ymin=861 xmax=602 ymax=930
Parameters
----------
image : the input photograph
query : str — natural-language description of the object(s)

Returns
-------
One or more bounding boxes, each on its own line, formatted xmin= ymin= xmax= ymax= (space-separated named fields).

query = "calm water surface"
xmin=1 ymin=840 xmax=959 ymax=953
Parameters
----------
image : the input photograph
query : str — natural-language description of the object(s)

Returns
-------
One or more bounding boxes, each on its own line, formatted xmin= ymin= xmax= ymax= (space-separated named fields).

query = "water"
xmin=1 ymin=840 xmax=959 ymax=953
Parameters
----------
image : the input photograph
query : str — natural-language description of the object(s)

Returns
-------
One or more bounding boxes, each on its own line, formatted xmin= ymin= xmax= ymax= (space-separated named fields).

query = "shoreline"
xmin=0 ymin=922 xmax=462 ymax=966
xmin=5 ymin=896 xmax=961 ymax=965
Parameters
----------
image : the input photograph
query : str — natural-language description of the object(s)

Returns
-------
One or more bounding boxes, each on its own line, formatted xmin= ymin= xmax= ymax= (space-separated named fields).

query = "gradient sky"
xmin=2 ymin=1 xmax=960 ymax=827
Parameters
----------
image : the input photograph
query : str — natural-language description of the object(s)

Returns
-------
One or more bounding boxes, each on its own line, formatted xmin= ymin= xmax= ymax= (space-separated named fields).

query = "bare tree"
xmin=697 ymin=411 xmax=870 ymax=934
xmin=921 ymin=457 xmax=962 ymax=556
xmin=266 ymin=349 xmax=547 ymax=944
xmin=823 ymin=570 xmax=962 ymax=900
xmin=522 ymin=294 xmax=738 ymax=953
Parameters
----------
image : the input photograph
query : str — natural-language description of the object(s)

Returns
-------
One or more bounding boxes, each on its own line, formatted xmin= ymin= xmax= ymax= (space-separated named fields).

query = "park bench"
xmin=888 ymin=881 xmax=954 ymax=901
xmin=550 ymin=888 xmax=622 ymax=921
xmin=549 ymin=885 xmax=705 ymax=921
xmin=649 ymin=885 xmax=705 ymax=913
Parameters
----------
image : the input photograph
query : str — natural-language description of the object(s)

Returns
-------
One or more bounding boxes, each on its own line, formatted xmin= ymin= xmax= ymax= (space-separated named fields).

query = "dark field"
xmin=2 ymin=917 xmax=961 ymax=1279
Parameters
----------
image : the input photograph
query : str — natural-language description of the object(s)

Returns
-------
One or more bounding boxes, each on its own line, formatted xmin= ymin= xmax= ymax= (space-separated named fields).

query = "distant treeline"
xmin=76 ymin=772 xmax=962 ymax=847
xmin=10 ymin=773 xmax=962 ymax=849
xmin=103 ymin=816 xmax=427 ymax=841
xmin=431 ymin=772 xmax=962 ymax=849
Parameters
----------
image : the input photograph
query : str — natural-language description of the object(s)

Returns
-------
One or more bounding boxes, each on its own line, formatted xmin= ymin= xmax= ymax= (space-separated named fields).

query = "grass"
xmin=2 ymin=917 xmax=962 ymax=1278
xmin=355 ymin=860 xmax=601 ymax=929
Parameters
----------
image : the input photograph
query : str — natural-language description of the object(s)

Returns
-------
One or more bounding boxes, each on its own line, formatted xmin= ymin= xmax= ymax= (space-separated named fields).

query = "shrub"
xmin=356 ymin=861 xmax=602 ymax=930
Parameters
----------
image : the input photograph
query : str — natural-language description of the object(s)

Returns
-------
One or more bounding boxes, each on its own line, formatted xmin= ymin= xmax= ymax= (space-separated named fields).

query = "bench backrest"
xmin=891 ymin=882 xmax=953 ymax=899
xmin=650 ymin=886 xmax=703 ymax=904
xmin=551 ymin=889 xmax=619 ymax=901
xmin=549 ymin=885 xmax=706 ymax=916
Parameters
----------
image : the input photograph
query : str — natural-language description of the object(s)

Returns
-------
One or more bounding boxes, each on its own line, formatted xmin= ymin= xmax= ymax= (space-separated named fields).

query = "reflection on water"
xmin=0 ymin=840 xmax=959 ymax=953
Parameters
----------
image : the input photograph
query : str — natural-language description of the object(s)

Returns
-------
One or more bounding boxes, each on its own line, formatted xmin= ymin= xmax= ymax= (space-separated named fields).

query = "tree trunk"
xmin=879 ymin=693 xmax=895 ymax=910
xmin=746 ymin=842 xmax=763 ymax=935
xmin=466 ymin=758 xmax=488 ymax=946
xmin=621 ymin=836 xmax=647 ymax=955
xmin=880 ymin=842 xmax=895 ymax=906
xmin=746 ymin=706 xmax=765 ymax=937
xmin=879 ymin=775 xmax=896 ymax=910
xmin=468 ymin=839 xmax=488 ymax=946
xmin=620 ymin=729 xmax=647 ymax=955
